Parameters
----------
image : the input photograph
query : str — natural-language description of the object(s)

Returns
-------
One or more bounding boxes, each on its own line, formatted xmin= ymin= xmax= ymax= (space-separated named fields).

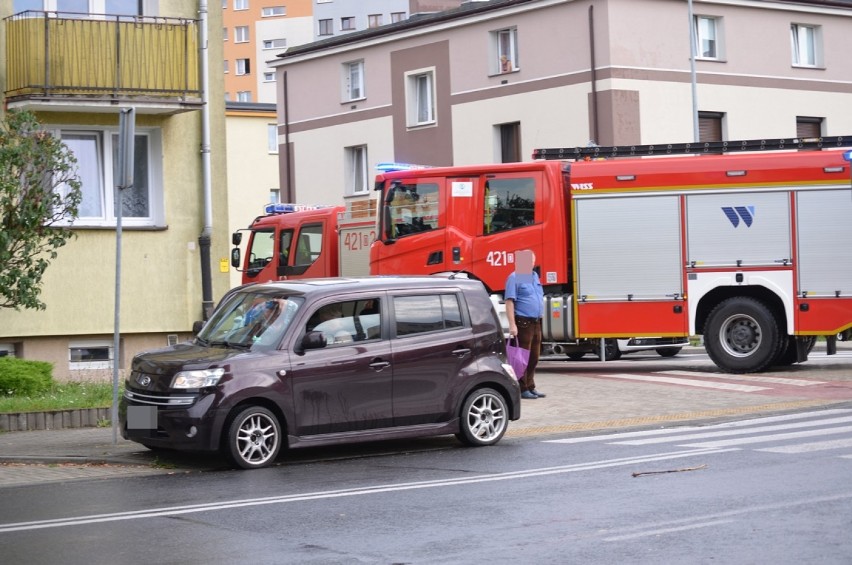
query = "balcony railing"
xmin=4 ymin=11 xmax=201 ymax=106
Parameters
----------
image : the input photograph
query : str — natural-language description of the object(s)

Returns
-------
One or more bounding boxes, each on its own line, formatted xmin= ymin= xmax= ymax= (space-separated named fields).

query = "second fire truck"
xmin=369 ymin=136 xmax=852 ymax=373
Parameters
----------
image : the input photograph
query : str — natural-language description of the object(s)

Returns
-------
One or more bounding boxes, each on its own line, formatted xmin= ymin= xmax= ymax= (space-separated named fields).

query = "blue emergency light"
xmin=843 ymin=150 xmax=852 ymax=162
xmin=376 ymin=162 xmax=429 ymax=172
xmin=264 ymin=203 xmax=334 ymax=214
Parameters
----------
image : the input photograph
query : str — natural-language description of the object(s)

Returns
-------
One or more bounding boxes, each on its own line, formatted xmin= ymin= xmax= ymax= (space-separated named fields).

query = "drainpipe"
xmin=283 ymin=70 xmax=293 ymax=202
xmin=198 ymin=0 xmax=214 ymax=319
xmin=588 ymin=5 xmax=599 ymax=144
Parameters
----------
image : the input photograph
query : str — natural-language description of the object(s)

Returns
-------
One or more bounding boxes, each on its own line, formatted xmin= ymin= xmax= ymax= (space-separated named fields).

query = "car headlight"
xmin=501 ymin=363 xmax=518 ymax=381
xmin=171 ymin=368 xmax=225 ymax=389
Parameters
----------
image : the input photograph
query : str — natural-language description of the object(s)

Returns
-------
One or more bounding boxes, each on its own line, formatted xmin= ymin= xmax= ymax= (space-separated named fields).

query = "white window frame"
xmin=267 ymin=123 xmax=279 ymax=153
xmin=341 ymin=16 xmax=355 ymax=31
xmin=405 ymin=68 xmax=436 ymax=127
xmin=318 ymin=19 xmax=333 ymax=36
xmin=368 ymin=14 xmax=382 ymax=28
xmin=234 ymin=0 xmax=248 ymax=10
xmin=269 ymin=188 xmax=280 ymax=204
xmin=262 ymin=38 xmax=287 ymax=50
xmin=223 ymin=27 xmax=228 ymax=41
xmin=234 ymin=26 xmax=249 ymax=43
xmin=236 ymin=58 xmax=250 ymax=75
xmin=694 ymin=15 xmax=724 ymax=60
xmin=261 ymin=6 xmax=285 ymax=17
xmin=16 ymin=1 xmax=143 ymax=15
xmin=236 ymin=91 xmax=251 ymax=102
xmin=791 ymin=23 xmax=822 ymax=67
xmin=223 ymin=60 xmax=229 ymax=73
xmin=492 ymin=28 xmax=519 ymax=74
xmin=49 ymin=126 xmax=164 ymax=228
xmin=343 ymin=60 xmax=365 ymax=101
xmin=391 ymin=12 xmax=406 ymax=23
xmin=345 ymin=145 xmax=369 ymax=196
xmin=69 ymin=340 xmax=113 ymax=371
xmin=263 ymin=71 xmax=275 ymax=82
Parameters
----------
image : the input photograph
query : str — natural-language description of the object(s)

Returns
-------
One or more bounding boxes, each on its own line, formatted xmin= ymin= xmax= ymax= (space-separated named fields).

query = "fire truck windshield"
xmin=382 ymin=181 xmax=440 ymax=239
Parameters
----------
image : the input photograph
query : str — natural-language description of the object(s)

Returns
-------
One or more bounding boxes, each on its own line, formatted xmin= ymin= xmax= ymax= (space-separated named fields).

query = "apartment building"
xmin=223 ymin=0 xmax=313 ymax=104
xmin=313 ymin=0 xmax=465 ymax=40
xmin=1 ymin=1 xmax=229 ymax=380
xmin=268 ymin=0 xmax=852 ymax=207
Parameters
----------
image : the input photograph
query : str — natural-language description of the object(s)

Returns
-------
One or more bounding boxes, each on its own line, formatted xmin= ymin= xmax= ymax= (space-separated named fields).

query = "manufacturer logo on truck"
xmin=721 ymin=206 xmax=754 ymax=228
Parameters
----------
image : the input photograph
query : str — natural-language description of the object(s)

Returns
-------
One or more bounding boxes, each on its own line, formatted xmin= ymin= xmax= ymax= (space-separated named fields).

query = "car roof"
xmin=237 ymin=275 xmax=481 ymax=297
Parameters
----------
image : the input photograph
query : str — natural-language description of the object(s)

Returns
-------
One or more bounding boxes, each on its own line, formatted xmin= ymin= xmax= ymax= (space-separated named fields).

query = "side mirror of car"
xmin=192 ymin=320 xmax=205 ymax=335
xmin=296 ymin=331 xmax=327 ymax=354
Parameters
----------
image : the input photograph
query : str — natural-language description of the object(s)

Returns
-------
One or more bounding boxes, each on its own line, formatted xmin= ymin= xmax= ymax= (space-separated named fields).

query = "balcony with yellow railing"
xmin=4 ymin=11 xmax=202 ymax=114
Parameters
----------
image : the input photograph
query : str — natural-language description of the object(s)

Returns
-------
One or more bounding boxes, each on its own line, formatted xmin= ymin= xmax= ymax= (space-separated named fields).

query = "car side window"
xmin=305 ymin=298 xmax=381 ymax=345
xmin=393 ymin=294 xmax=465 ymax=337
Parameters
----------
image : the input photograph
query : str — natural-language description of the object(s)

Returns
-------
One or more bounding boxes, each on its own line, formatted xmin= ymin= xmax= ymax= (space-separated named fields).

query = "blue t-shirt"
xmin=504 ymin=271 xmax=543 ymax=318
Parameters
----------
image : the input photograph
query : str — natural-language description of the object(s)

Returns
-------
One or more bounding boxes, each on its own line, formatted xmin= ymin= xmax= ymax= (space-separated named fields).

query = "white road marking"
xmin=543 ymin=409 xmax=852 ymax=444
xmin=757 ymin=437 xmax=852 ymax=453
xmin=593 ymin=373 xmax=769 ymax=392
xmin=0 ymin=447 xmax=735 ymax=534
xmin=616 ymin=416 xmax=852 ymax=446
xmin=602 ymin=519 xmax=736 ymax=541
xmin=658 ymin=370 xmax=825 ymax=386
xmin=682 ymin=425 xmax=852 ymax=448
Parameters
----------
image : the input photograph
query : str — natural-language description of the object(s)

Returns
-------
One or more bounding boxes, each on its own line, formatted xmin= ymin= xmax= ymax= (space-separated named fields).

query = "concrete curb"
xmin=0 ymin=408 xmax=111 ymax=432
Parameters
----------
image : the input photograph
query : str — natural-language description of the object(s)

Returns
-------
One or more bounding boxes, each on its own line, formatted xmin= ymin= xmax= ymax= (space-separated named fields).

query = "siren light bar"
xmin=375 ymin=162 xmax=431 ymax=172
xmin=264 ymin=203 xmax=335 ymax=214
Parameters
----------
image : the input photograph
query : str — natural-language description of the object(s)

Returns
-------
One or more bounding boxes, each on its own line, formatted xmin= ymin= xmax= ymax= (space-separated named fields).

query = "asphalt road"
xmin=1 ymin=408 xmax=851 ymax=564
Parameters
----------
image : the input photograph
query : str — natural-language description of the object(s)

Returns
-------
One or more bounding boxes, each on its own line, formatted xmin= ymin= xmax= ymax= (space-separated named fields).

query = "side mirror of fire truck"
xmin=230 ymin=247 xmax=241 ymax=269
xmin=232 ymin=232 xmax=242 ymax=246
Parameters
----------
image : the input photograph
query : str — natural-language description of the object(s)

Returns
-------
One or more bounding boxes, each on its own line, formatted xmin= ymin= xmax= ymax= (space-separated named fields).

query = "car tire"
xmin=656 ymin=347 xmax=682 ymax=358
xmin=456 ymin=387 xmax=508 ymax=447
xmin=224 ymin=405 xmax=282 ymax=470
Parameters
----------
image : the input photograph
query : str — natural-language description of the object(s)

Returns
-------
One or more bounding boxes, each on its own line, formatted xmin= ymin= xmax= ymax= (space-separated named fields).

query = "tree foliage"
xmin=0 ymin=110 xmax=82 ymax=310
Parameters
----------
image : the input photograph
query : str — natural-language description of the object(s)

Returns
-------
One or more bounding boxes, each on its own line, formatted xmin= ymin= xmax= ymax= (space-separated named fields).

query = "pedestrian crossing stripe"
xmin=658 ymin=370 xmax=825 ymax=387
xmin=593 ymin=372 xmax=769 ymax=392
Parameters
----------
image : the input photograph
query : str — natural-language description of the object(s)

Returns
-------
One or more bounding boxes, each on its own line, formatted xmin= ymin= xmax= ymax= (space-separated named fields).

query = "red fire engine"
xmin=369 ymin=136 xmax=852 ymax=373
xmin=231 ymin=202 xmax=376 ymax=284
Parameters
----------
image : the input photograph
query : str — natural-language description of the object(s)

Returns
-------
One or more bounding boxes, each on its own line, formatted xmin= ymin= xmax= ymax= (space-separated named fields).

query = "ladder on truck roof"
xmin=532 ymin=135 xmax=852 ymax=160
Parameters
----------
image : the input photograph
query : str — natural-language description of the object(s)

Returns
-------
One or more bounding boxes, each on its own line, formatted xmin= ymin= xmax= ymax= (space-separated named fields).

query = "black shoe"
xmin=530 ymin=389 xmax=546 ymax=398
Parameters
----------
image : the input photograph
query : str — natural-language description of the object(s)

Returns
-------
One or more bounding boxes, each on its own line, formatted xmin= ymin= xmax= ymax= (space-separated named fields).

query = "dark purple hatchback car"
xmin=121 ymin=276 xmax=521 ymax=469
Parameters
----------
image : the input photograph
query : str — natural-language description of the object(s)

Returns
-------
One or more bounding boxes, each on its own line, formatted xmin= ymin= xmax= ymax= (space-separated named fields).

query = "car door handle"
xmin=369 ymin=359 xmax=391 ymax=371
xmin=452 ymin=347 xmax=471 ymax=357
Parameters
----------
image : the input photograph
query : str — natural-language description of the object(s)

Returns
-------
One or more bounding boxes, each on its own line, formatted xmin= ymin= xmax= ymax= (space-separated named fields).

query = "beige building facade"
xmin=1 ymin=1 xmax=229 ymax=380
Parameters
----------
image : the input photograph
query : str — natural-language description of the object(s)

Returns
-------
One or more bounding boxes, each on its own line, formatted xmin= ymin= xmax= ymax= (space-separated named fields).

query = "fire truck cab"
xmin=370 ymin=137 xmax=852 ymax=373
xmin=232 ymin=204 xmax=344 ymax=284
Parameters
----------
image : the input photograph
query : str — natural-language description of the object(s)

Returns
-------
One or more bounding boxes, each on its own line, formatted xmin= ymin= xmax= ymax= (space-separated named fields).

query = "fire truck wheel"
xmin=567 ymin=352 xmax=586 ymax=361
xmin=704 ymin=297 xmax=783 ymax=374
xmin=656 ymin=347 xmax=682 ymax=358
xmin=593 ymin=339 xmax=621 ymax=361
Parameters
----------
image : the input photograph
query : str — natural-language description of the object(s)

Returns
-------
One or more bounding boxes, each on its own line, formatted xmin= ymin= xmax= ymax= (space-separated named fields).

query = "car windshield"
xmin=197 ymin=290 xmax=304 ymax=349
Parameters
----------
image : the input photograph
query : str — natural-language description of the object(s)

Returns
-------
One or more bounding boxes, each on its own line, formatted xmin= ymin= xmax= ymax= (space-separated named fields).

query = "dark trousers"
xmin=515 ymin=317 xmax=541 ymax=392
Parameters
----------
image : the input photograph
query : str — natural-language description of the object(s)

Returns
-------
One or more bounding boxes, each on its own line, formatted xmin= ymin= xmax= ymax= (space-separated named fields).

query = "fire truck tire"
xmin=567 ymin=352 xmax=586 ymax=361
xmin=656 ymin=347 xmax=682 ymax=358
xmin=704 ymin=297 xmax=783 ymax=373
xmin=593 ymin=339 xmax=621 ymax=361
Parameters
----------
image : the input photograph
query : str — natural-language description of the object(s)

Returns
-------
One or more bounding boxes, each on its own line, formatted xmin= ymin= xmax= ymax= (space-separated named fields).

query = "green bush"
xmin=0 ymin=357 xmax=54 ymax=395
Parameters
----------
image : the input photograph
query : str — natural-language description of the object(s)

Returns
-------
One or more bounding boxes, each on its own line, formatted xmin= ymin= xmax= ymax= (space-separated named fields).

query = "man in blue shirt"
xmin=505 ymin=250 xmax=546 ymax=399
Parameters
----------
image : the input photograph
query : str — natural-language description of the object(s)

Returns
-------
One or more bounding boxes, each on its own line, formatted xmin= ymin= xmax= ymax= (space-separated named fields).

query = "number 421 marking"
xmin=486 ymin=251 xmax=514 ymax=267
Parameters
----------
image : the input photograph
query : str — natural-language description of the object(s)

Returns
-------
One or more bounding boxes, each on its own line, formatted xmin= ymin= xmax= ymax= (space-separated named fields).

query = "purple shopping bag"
xmin=506 ymin=336 xmax=529 ymax=380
